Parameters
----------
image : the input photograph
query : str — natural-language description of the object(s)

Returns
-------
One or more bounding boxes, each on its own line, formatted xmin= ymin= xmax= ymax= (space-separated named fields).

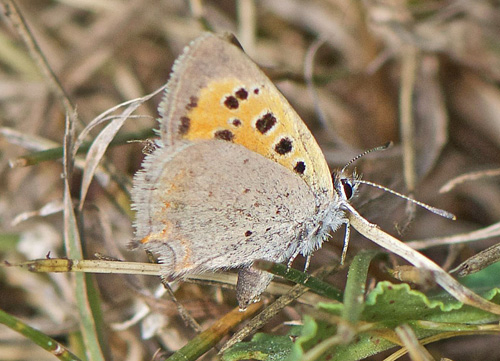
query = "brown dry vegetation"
xmin=1 ymin=1 xmax=500 ymax=360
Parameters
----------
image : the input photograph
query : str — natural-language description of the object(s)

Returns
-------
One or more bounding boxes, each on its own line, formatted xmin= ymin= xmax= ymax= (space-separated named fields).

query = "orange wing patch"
xmin=179 ymin=78 xmax=332 ymax=196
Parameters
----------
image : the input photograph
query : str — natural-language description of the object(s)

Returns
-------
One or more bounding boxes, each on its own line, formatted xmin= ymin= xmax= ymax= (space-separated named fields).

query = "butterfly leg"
xmin=159 ymin=275 xmax=201 ymax=332
xmin=303 ymin=254 xmax=312 ymax=273
xmin=340 ymin=221 xmax=351 ymax=265
xmin=287 ymin=247 xmax=302 ymax=271
xmin=287 ymin=248 xmax=312 ymax=277
xmin=236 ymin=266 xmax=273 ymax=311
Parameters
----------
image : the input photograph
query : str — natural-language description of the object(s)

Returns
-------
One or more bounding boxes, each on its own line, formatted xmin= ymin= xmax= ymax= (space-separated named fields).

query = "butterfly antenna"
xmin=357 ymin=179 xmax=456 ymax=220
xmin=341 ymin=141 xmax=393 ymax=173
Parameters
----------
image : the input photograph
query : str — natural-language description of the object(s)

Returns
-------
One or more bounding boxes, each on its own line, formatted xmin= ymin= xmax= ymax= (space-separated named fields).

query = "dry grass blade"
xmin=395 ymin=324 xmax=436 ymax=361
xmin=399 ymin=45 xmax=418 ymax=194
xmin=236 ymin=0 xmax=256 ymax=55
xmin=0 ymin=126 xmax=58 ymax=152
xmin=77 ymin=86 xmax=165 ymax=209
xmin=450 ymin=242 xmax=500 ymax=277
xmin=384 ymin=330 xmax=500 ymax=361
xmin=167 ymin=302 xmax=263 ymax=361
xmin=407 ymin=222 xmax=500 ymax=250
xmin=440 ymin=168 xmax=500 ymax=193
xmin=11 ymin=199 xmax=64 ymax=226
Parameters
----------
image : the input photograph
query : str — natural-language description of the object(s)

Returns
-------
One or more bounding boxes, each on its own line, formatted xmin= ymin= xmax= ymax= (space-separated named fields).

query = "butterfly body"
xmin=131 ymin=33 xmax=349 ymax=308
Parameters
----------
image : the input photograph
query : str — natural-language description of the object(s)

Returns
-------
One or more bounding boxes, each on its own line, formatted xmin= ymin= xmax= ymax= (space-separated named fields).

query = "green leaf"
xmin=342 ymin=251 xmax=378 ymax=323
xmin=223 ymin=333 xmax=294 ymax=361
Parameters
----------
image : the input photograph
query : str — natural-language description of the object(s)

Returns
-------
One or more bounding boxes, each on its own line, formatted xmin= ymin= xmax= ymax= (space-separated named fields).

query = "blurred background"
xmin=1 ymin=1 xmax=500 ymax=360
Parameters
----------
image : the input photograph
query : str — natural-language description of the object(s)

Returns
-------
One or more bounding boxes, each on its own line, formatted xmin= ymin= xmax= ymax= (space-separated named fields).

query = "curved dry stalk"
xmin=440 ymin=168 xmax=500 ymax=193
xmin=406 ymin=222 xmax=500 ymax=250
xmin=77 ymin=86 xmax=166 ymax=209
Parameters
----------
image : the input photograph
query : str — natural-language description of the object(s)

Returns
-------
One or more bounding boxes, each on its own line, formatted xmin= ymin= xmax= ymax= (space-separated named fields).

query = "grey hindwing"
xmin=131 ymin=140 xmax=319 ymax=278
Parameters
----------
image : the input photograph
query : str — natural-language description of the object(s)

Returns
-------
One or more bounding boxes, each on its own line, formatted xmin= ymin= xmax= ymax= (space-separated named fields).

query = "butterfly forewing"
xmin=159 ymin=33 xmax=334 ymax=197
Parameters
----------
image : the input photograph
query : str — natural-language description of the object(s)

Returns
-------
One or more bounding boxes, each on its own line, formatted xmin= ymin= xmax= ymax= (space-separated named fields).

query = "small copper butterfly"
xmin=131 ymin=33 xmax=358 ymax=309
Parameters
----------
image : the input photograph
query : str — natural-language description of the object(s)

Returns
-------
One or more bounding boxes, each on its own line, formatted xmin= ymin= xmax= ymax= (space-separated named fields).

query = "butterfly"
xmin=131 ymin=32 xmax=365 ymax=309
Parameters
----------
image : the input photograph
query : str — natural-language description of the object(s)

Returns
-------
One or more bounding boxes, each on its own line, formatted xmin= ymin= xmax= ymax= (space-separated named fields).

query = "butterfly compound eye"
xmin=341 ymin=179 xmax=353 ymax=200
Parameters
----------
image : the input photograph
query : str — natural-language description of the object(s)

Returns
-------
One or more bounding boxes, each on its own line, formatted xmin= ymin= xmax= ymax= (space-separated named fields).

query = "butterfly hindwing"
xmin=132 ymin=140 xmax=318 ymax=277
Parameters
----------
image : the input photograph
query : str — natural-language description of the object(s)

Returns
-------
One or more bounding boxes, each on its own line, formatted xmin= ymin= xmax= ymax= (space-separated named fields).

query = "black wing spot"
xmin=255 ymin=112 xmax=277 ymax=134
xmin=235 ymin=88 xmax=248 ymax=100
xmin=224 ymin=96 xmax=239 ymax=109
xmin=179 ymin=116 xmax=190 ymax=135
xmin=275 ymin=137 xmax=293 ymax=155
xmin=186 ymin=96 xmax=198 ymax=110
xmin=294 ymin=161 xmax=306 ymax=174
xmin=214 ymin=129 xmax=235 ymax=141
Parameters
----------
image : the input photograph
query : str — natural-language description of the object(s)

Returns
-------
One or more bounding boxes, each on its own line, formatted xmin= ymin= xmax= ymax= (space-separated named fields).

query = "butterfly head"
xmin=331 ymin=142 xmax=393 ymax=204
xmin=332 ymin=169 xmax=360 ymax=203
